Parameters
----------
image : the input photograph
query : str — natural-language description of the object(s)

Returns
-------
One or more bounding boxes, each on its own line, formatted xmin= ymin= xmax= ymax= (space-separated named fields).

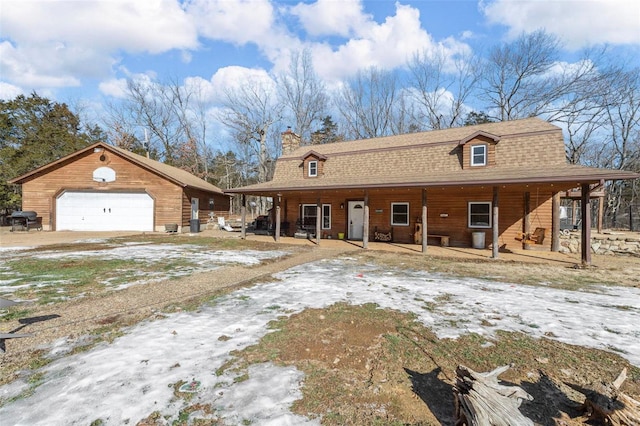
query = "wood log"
xmin=454 ymin=364 xmax=534 ymax=426
xmin=581 ymin=368 xmax=640 ymax=426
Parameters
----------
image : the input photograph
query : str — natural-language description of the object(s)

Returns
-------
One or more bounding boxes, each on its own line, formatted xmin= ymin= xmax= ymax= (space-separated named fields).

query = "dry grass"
xmin=231 ymin=303 xmax=640 ymax=425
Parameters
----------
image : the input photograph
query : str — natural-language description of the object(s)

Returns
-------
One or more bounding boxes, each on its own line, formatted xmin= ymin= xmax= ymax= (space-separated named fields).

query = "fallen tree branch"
xmin=454 ymin=364 xmax=534 ymax=426
xmin=581 ymin=368 xmax=640 ymax=426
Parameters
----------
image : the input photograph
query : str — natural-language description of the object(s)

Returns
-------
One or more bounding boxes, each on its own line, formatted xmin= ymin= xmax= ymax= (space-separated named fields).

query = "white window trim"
xmin=301 ymin=203 xmax=331 ymax=229
xmin=468 ymin=201 xmax=492 ymax=228
xmin=301 ymin=204 xmax=317 ymax=228
xmin=322 ymin=204 xmax=331 ymax=230
xmin=308 ymin=160 xmax=318 ymax=177
xmin=471 ymin=144 xmax=487 ymax=166
xmin=391 ymin=202 xmax=410 ymax=226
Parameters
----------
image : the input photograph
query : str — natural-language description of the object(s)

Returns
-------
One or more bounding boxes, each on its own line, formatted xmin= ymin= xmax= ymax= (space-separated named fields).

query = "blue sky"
xmin=1 ymin=0 xmax=639 ymax=121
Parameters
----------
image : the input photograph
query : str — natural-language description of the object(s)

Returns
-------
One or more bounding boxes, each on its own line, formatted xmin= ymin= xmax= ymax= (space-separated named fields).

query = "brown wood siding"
xmin=461 ymin=135 xmax=497 ymax=169
xmin=182 ymin=189 xmax=230 ymax=227
xmin=303 ymin=156 xmax=325 ymax=178
xmin=279 ymin=184 xmax=561 ymax=249
xmin=18 ymin=148 xmax=225 ymax=231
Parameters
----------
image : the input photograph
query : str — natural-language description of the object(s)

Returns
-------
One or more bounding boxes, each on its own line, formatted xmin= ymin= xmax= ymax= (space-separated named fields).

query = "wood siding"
xmin=278 ymin=184 xmax=565 ymax=250
xmin=19 ymin=148 xmax=227 ymax=232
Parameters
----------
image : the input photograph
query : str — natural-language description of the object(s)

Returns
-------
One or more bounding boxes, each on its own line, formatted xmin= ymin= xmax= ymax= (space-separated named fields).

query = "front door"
xmin=348 ymin=201 xmax=364 ymax=240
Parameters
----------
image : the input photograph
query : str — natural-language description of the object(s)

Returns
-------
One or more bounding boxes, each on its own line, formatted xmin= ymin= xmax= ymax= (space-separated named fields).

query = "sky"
xmin=1 ymin=243 xmax=639 ymax=425
xmin=1 ymin=0 xmax=639 ymax=109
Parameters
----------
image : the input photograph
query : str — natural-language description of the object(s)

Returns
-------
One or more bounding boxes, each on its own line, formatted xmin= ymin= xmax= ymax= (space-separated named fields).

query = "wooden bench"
xmin=428 ymin=234 xmax=450 ymax=247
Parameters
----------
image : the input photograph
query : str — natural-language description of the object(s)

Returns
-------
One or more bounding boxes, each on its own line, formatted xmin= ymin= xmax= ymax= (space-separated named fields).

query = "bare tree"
xmin=596 ymin=68 xmax=640 ymax=227
xmin=408 ymin=48 xmax=480 ymax=130
xmin=218 ymin=77 xmax=283 ymax=213
xmin=105 ymin=78 xmax=214 ymax=178
xmin=278 ymin=49 xmax=329 ymax=144
xmin=336 ymin=67 xmax=404 ymax=139
xmin=481 ymin=30 xmax=562 ymax=121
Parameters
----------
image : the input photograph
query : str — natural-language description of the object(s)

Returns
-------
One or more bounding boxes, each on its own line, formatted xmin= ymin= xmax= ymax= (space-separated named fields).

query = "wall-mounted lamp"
xmin=340 ymin=203 xmax=344 ymax=209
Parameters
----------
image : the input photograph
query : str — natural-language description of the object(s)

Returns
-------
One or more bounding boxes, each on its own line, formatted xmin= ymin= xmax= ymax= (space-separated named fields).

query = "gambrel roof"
xmin=228 ymin=117 xmax=638 ymax=194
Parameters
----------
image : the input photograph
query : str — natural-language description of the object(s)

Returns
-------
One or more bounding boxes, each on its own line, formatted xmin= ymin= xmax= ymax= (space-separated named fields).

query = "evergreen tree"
xmin=0 ymin=93 xmax=105 ymax=208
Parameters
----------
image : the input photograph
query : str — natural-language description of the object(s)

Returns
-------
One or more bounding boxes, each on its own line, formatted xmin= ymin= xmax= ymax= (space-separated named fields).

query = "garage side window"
xmin=468 ymin=202 xmax=491 ymax=228
xmin=391 ymin=202 xmax=409 ymax=226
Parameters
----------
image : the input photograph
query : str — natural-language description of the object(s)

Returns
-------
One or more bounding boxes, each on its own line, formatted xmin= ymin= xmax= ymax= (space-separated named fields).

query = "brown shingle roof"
xmin=10 ymin=142 xmax=225 ymax=195
xmin=228 ymin=118 xmax=638 ymax=194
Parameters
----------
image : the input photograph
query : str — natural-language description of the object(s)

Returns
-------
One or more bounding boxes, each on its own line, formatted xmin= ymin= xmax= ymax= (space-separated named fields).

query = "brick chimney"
xmin=281 ymin=127 xmax=301 ymax=155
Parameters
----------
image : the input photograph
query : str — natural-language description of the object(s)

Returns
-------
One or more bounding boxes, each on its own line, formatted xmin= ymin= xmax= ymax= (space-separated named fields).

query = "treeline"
xmin=1 ymin=30 xmax=638 ymax=227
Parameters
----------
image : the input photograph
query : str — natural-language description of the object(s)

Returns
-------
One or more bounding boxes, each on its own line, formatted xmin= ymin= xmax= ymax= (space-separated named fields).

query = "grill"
xmin=10 ymin=211 xmax=42 ymax=232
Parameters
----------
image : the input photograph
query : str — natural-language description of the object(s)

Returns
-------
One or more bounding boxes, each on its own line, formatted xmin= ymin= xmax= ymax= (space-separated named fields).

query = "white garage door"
xmin=56 ymin=192 xmax=154 ymax=231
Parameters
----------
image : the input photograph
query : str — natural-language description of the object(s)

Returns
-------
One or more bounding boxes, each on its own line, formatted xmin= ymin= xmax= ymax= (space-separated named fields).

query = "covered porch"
xmin=228 ymin=180 xmax=599 ymax=265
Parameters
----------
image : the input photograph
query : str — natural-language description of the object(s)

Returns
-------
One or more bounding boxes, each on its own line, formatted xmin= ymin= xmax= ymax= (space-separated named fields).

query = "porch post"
xmin=275 ymin=194 xmax=281 ymax=242
xmin=492 ymin=186 xmax=499 ymax=259
xmin=523 ymin=192 xmax=531 ymax=249
xmin=316 ymin=196 xmax=321 ymax=245
xmin=241 ymin=194 xmax=246 ymax=240
xmin=597 ymin=195 xmax=604 ymax=233
xmin=581 ymin=183 xmax=592 ymax=266
xmin=363 ymin=191 xmax=369 ymax=249
xmin=421 ymin=189 xmax=428 ymax=254
xmin=552 ymin=191 xmax=560 ymax=252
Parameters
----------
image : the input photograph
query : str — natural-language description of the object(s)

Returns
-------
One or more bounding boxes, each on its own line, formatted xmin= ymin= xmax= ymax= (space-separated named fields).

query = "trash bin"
xmin=472 ymin=231 xmax=485 ymax=249
xmin=189 ymin=219 xmax=200 ymax=233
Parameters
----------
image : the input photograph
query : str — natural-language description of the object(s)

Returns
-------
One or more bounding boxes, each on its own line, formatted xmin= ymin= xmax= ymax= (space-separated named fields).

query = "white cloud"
xmin=210 ymin=66 xmax=276 ymax=95
xmin=186 ymin=0 xmax=276 ymax=45
xmin=481 ymin=0 xmax=640 ymax=49
xmin=290 ymin=0 xmax=372 ymax=37
xmin=0 ymin=81 xmax=23 ymax=100
xmin=1 ymin=0 xmax=197 ymax=53
xmin=308 ymin=3 xmax=470 ymax=82
xmin=0 ymin=0 xmax=197 ymax=90
xmin=98 ymin=78 xmax=128 ymax=99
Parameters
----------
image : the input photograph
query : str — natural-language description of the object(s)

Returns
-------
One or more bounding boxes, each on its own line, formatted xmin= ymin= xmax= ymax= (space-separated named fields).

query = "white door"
xmin=56 ymin=191 xmax=154 ymax=231
xmin=348 ymin=201 xmax=364 ymax=240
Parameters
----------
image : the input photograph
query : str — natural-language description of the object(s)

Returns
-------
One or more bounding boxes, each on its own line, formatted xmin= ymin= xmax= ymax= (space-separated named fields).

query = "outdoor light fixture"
xmin=340 ymin=203 xmax=344 ymax=209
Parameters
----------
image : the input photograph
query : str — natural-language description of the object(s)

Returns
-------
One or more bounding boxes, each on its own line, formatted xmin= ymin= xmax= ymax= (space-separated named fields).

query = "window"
xmin=471 ymin=144 xmax=487 ymax=166
xmin=468 ymin=202 xmax=491 ymax=228
xmin=301 ymin=204 xmax=331 ymax=229
xmin=301 ymin=204 xmax=317 ymax=228
xmin=308 ymin=160 xmax=318 ymax=177
xmin=322 ymin=204 xmax=331 ymax=229
xmin=391 ymin=202 xmax=409 ymax=226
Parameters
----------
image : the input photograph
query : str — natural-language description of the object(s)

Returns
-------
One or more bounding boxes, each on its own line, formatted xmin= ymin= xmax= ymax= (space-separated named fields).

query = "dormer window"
xmin=300 ymin=150 xmax=327 ymax=178
xmin=308 ymin=160 xmax=318 ymax=177
xmin=471 ymin=145 xmax=487 ymax=167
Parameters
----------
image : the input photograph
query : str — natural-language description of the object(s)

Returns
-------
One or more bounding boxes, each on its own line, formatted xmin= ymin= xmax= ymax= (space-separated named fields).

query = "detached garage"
xmin=9 ymin=142 xmax=230 ymax=232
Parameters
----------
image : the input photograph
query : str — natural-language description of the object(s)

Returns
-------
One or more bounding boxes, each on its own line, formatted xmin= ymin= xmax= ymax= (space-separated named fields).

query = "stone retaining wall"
xmin=559 ymin=233 xmax=640 ymax=256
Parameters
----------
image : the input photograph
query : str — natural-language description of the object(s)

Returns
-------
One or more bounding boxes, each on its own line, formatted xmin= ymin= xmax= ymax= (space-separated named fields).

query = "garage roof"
xmin=9 ymin=142 xmax=226 ymax=195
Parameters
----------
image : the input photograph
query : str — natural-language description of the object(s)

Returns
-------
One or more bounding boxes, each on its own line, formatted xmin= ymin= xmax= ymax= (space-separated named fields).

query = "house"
xmin=8 ymin=142 xmax=230 ymax=233
xmin=227 ymin=118 xmax=638 ymax=264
